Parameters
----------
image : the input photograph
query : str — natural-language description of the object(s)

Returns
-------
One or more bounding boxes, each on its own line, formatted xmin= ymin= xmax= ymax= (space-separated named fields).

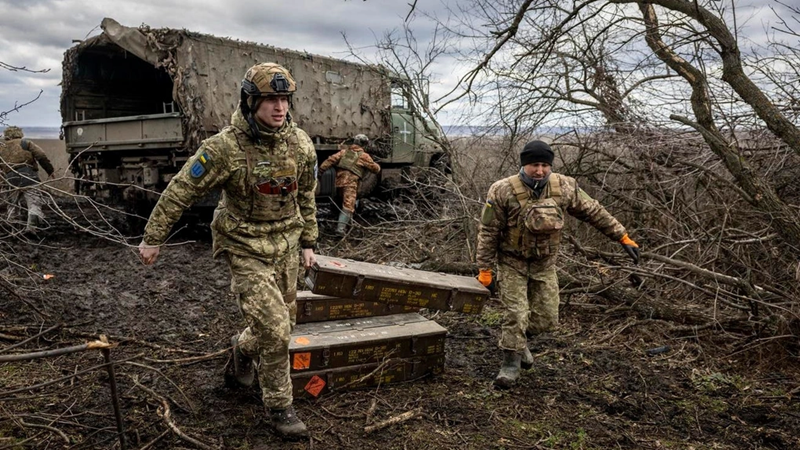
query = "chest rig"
xmin=0 ymin=139 xmax=38 ymax=186
xmin=502 ymin=173 xmax=565 ymax=259
xmin=226 ymin=130 xmax=300 ymax=222
xmin=336 ymin=149 xmax=364 ymax=178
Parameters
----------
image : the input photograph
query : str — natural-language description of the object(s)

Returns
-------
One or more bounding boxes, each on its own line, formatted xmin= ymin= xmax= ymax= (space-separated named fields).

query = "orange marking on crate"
xmin=304 ymin=375 xmax=326 ymax=397
xmin=293 ymin=352 xmax=311 ymax=370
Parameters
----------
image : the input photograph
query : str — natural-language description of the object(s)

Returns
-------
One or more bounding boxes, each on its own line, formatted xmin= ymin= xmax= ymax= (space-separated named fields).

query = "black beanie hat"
xmin=520 ymin=140 xmax=554 ymax=166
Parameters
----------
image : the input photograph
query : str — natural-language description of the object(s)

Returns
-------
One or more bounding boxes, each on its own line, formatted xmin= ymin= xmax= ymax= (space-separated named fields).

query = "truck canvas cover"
xmin=305 ymin=256 xmax=489 ymax=314
xmin=288 ymin=313 xmax=446 ymax=373
xmin=296 ymin=291 xmax=420 ymax=323
xmin=60 ymin=18 xmax=391 ymax=153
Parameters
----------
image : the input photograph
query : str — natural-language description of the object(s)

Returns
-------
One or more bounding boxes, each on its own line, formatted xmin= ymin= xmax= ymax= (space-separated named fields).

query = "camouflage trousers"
xmin=339 ymin=184 xmax=358 ymax=213
xmin=6 ymin=189 xmax=45 ymax=227
xmin=497 ymin=257 xmax=559 ymax=351
xmin=227 ymin=250 xmax=299 ymax=409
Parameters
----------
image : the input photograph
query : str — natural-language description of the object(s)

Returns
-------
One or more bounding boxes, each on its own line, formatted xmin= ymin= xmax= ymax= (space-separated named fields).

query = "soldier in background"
xmin=475 ymin=140 xmax=639 ymax=389
xmin=0 ymin=126 xmax=54 ymax=233
xmin=137 ymin=63 xmax=318 ymax=440
xmin=318 ymin=134 xmax=381 ymax=235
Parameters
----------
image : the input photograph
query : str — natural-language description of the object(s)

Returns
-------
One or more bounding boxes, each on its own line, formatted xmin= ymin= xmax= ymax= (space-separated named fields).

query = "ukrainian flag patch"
xmin=190 ymin=152 xmax=211 ymax=179
xmin=481 ymin=199 xmax=495 ymax=225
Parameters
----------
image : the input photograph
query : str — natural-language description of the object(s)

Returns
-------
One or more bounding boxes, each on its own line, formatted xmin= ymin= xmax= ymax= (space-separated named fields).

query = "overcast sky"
xmin=0 ymin=0 xmax=791 ymax=129
xmin=0 ymin=0 xmax=466 ymax=128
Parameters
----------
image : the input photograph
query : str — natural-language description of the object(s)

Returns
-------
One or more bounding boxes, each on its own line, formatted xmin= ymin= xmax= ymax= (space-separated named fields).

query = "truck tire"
xmin=358 ymin=172 xmax=379 ymax=198
xmin=317 ymin=168 xmax=337 ymax=199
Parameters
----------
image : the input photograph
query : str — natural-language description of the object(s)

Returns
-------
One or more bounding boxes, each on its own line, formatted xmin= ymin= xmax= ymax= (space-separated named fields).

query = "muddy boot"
xmin=229 ymin=335 xmax=254 ymax=387
xmin=270 ymin=405 xmax=308 ymax=440
xmin=335 ymin=211 xmax=352 ymax=236
xmin=493 ymin=350 xmax=522 ymax=389
xmin=24 ymin=214 xmax=40 ymax=235
xmin=520 ymin=346 xmax=534 ymax=370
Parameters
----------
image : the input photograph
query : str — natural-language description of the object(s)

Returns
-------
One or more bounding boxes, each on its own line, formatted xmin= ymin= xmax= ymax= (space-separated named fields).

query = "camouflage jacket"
xmin=0 ymin=138 xmax=54 ymax=183
xmin=476 ymin=172 xmax=626 ymax=269
xmin=318 ymin=144 xmax=380 ymax=188
xmin=143 ymin=109 xmax=318 ymax=261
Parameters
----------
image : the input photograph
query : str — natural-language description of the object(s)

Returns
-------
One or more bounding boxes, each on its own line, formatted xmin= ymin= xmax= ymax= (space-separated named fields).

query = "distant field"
xmin=35 ymin=138 xmax=73 ymax=194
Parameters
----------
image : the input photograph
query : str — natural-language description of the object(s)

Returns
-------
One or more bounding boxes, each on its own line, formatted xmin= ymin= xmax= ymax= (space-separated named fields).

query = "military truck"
xmin=60 ymin=18 xmax=443 ymax=216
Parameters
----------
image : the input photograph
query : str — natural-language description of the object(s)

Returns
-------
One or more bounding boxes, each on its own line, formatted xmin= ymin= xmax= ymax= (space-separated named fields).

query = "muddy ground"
xmin=1 ymin=202 xmax=799 ymax=450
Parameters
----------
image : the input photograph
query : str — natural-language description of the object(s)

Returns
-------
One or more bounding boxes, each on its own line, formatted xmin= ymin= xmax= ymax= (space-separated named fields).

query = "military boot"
xmin=521 ymin=346 xmax=534 ymax=370
xmin=270 ymin=405 xmax=308 ymax=440
xmin=493 ymin=350 xmax=522 ymax=389
xmin=24 ymin=214 xmax=41 ymax=235
xmin=229 ymin=335 xmax=254 ymax=387
xmin=335 ymin=211 xmax=352 ymax=235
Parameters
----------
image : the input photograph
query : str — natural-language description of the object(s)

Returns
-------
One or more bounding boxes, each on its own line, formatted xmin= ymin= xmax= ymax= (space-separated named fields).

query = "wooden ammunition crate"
xmin=292 ymin=354 xmax=445 ymax=399
xmin=288 ymin=313 xmax=446 ymax=373
xmin=296 ymin=291 xmax=420 ymax=323
xmin=305 ymin=255 xmax=488 ymax=314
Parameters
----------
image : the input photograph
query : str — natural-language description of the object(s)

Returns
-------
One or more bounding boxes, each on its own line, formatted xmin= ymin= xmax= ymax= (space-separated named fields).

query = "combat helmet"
xmin=353 ymin=134 xmax=369 ymax=148
xmin=240 ymin=63 xmax=296 ymax=140
xmin=4 ymin=126 xmax=23 ymax=140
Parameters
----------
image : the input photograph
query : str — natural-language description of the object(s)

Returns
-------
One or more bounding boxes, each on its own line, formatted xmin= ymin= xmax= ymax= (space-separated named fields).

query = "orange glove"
xmin=619 ymin=234 xmax=640 ymax=264
xmin=478 ymin=269 xmax=493 ymax=287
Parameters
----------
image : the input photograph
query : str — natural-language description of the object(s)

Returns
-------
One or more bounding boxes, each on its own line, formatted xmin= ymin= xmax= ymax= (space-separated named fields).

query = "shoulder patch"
xmin=190 ymin=152 xmax=212 ymax=179
xmin=480 ymin=200 xmax=495 ymax=225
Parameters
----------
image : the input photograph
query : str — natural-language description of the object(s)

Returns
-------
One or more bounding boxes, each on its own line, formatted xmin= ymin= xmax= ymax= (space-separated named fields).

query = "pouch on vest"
xmin=337 ymin=150 xmax=364 ymax=178
xmin=523 ymin=197 xmax=564 ymax=233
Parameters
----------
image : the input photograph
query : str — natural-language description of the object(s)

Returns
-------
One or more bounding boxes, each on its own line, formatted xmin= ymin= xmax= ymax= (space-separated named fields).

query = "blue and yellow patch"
xmin=190 ymin=152 xmax=211 ymax=179
xmin=481 ymin=199 xmax=495 ymax=225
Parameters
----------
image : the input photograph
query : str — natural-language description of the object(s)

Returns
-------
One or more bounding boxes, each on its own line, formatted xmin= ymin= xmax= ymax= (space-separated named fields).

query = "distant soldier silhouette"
xmin=0 ymin=126 xmax=54 ymax=233
xmin=318 ymin=134 xmax=381 ymax=235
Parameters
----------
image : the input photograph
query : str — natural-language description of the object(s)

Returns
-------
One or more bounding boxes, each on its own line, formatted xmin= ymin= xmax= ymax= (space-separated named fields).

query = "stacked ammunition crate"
xmin=289 ymin=256 xmax=489 ymax=398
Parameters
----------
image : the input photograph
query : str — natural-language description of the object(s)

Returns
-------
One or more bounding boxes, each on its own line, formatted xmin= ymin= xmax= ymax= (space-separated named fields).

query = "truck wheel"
xmin=358 ymin=172 xmax=379 ymax=198
xmin=430 ymin=153 xmax=452 ymax=175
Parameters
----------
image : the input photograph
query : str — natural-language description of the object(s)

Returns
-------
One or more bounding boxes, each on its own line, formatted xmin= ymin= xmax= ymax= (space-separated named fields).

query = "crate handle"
xmin=352 ymin=275 xmax=365 ymax=298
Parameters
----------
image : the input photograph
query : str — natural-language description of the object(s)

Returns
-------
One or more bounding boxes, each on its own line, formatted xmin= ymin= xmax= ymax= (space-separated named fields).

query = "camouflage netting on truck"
xmin=61 ymin=18 xmax=392 ymax=153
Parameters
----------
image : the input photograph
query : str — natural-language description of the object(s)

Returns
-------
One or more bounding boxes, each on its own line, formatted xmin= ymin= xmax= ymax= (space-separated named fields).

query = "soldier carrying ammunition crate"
xmin=138 ymin=63 xmax=318 ymax=440
xmin=476 ymin=140 xmax=640 ymax=389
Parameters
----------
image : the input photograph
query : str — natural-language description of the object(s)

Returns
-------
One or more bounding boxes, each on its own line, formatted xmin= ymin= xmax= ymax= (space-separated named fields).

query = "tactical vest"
xmin=501 ymin=173 xmax=565 ymax=259
xmin=336 ymin=149 xmax=364 ymax=178
xmin=224 ymin=130 xmax=300 ymax=222
xmin=0 ymin=139 xmax=40 ymax=187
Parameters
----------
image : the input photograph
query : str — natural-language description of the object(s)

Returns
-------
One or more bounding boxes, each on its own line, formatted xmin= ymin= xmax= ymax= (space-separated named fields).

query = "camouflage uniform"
xmin=142 ymin=108 xmax=318 ymax=409
xmin=318 ymin=143 xmax=380 ymax=213
xmin=1 ymin=128 xmax=54 ymax=228
xmin=476 ymin=172 xmax=626 ymax=351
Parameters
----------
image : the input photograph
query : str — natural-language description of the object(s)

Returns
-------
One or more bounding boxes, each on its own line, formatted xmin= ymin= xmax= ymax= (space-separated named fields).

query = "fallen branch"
xmin=132 ymin=377 xmax=217 ymax=450
xmin=143 ymin=347 xmax=229 ymax=365
xmin=138 ymin=428 xmax=170 ymax=450
xmin=332 ymin=355 xmax=400 ymax=392
xmin=123 ymin=361 xmax=195 ymax=413
xmin=66 ymin=330 xmax=207 ymax=355
xmin=0 ymin=324 xmax=62 ymax=354
xmin=0 ymin=353 xmax=143 ymax=398
xmin=0 ymin=340 xmax=116 ymax=362
xmin=16 ymin=419 xmax=69 ymax=444
xmin=365 ymin=398 xmax=377 ymax=426
xmin=364 ymin=407 xmax=423 ymax=434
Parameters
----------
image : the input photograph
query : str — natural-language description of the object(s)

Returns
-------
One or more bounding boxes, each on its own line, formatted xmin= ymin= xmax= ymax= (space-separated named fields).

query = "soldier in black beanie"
xmin=519 ymin=140 xmax=554 ymax=166
xmin=475 ymin=139 xmax=640 ymax=389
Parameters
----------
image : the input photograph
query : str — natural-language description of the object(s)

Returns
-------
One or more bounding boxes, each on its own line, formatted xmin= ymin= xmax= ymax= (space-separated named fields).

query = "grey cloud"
xmin=0 ymin=0 xmax=786 ymax=127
